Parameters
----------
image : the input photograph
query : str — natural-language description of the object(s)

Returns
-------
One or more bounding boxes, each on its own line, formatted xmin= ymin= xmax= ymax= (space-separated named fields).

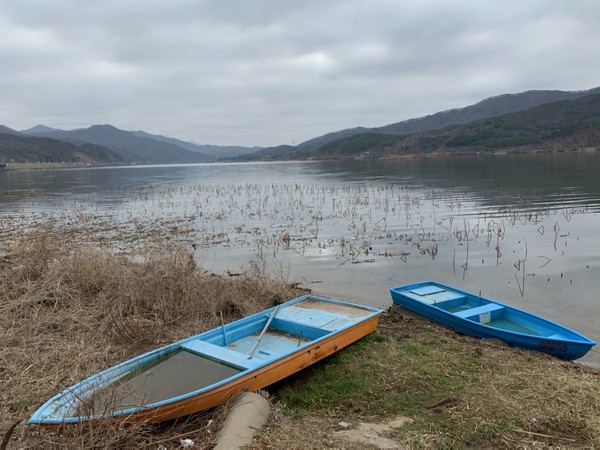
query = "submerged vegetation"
xmin=1 ymin=173 xmax=594 ymax=306
xmin=1 ymin=225 xmax=598 ymax=448
xmin=2 ymin=177 xmax=590 ymax=263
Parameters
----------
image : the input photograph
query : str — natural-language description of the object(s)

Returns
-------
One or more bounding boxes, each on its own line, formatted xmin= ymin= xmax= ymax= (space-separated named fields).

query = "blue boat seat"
xmin=271 ymin=317 xmax=331 ymax=339
xmin=454 ymin=303 xmax=504 ymax=321
xmin=402 ymin=290 xmax=465 ymax=305
xmin=182 ymin=339 xmax=254 ymax=369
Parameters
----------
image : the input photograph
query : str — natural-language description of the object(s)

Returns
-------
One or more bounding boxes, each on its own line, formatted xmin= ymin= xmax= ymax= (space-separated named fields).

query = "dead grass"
xmin=0 ymin=225 xmax=299 ymax=449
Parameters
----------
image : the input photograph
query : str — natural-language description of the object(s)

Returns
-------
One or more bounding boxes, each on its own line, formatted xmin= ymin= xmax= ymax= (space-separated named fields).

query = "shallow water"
xmin=1 ymin=152 xmax=598 ymax=367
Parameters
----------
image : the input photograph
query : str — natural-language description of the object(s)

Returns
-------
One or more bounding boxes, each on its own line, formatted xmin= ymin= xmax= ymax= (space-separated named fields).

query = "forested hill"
xmin=22 ymin=124 xmax=213 ymax=163
xmin=295 ymin=87 xmax=600 ymax=153
xmin=233 ymin=87 xmax=600 ymax=161
xmin=289 ymin=93 xmax=600 ymax=159
xmin=0 ymin=132 xmax=125 ymax=164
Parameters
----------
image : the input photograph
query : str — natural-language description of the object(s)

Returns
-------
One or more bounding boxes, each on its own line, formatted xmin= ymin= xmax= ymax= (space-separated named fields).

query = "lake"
xmin=1 ymin=152 xmax=599 ymax=367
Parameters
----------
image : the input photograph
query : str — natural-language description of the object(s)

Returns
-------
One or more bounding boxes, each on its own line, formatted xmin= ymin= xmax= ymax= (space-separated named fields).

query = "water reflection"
xmin=0 ymin=153 xmax=598 ymax=366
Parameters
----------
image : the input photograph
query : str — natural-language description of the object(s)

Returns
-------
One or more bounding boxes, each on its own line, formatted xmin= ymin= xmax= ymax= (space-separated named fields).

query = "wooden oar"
xmin=220 ymin=311 xmax=228 ymax=345
xmin=248 ymin=305 xmax=280 ymax=359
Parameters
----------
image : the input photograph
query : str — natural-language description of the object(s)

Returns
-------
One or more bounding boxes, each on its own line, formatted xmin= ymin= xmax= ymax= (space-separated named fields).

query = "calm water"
xmin=1 ymin=153 xmax=599 ymax=367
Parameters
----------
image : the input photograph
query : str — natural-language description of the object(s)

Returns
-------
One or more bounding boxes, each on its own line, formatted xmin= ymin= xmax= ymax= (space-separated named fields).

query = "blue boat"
xmin=390 ymin=281 xmax=596 ymax=360
xmin=29 ymin=294 xmax=382 ymax=428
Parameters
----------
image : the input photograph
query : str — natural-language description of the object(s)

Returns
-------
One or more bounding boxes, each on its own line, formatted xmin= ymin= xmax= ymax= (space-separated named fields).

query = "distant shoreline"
xmin=2 ymin=147 xmax=598 ymax=171
xmin=2 ymin=162 xmax=104 ymax=171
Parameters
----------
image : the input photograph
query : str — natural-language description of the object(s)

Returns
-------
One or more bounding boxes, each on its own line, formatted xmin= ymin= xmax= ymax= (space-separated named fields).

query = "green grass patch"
xmin=272 ymin=326 xmax=600 ymax=448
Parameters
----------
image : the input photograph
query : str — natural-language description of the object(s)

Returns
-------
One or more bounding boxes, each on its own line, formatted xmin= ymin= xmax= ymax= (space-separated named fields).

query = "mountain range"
xmin=14 ymin=125 xmax=262 ymax=164
xmin=2 ymin=86 xmax=599 ymax=165
xmin=311 ymin=93 xmax=600 ymax=158
xmin=237 ymin=86 xmax=600 ymax=160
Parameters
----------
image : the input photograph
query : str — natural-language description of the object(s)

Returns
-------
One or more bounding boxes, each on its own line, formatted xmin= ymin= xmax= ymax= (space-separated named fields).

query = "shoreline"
xmin=2 ymin=147 xmax=599 ymax=171
xmin=2 ymin=162 xmax=107 ymax=171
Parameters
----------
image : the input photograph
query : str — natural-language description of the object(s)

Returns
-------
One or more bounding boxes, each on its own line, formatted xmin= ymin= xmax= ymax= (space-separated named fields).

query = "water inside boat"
xmin=76 ymin=350 xmax=242 ymax=417
xmin=482 ymin=319 xmax=542 ymax=335
xmin=406 ymin=286 xmax=545 ymax=336
xmin=434 ymin=296 xmax=543 ymax=336
xmin=226 ymin=328 xmax=311 ymax=358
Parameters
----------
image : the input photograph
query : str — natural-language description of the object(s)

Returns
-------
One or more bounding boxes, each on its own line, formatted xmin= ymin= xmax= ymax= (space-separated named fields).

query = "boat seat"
xmin=402 ymin=288 xmax=465 ymax=305
xmin=454 ymin=303 xmax=504 ymax=319
xmin=182 ymin=339 xmax=255 ymax=369
xmin=270 ymin=317 xmax=331 ymax=339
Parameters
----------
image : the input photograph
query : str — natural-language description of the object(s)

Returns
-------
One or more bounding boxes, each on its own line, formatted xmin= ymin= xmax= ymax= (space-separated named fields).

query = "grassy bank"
xmin=1 ymin=226 xmax=598 ymax=448
xmin=256 ymin=311 xmax=599 ymax=448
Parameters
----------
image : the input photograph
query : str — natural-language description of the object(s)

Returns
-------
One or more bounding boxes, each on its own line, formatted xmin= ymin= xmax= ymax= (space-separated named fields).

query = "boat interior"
xmin=75 ymin=349 xmax=244 ymax=417
xmin=405 ymin=285 xmax=550 ymax=336
xmin=184 ymin=297 xmax=373 ymax=369
xmin=74 ymin=298 xmax=374 ymax=416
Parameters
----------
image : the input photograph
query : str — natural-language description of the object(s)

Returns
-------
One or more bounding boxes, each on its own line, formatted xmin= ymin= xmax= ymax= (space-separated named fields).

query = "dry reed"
xmin=0 ymin=225 xmax=300 ymax=448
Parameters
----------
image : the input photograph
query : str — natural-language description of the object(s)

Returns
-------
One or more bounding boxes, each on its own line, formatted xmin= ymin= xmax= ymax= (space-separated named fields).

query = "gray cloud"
xmin=1 ymin=0 xmax=599 ymax=146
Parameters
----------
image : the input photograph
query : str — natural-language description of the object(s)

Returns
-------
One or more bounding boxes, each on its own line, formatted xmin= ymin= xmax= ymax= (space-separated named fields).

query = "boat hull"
xmin=92 ymin=315 xmax=379 ymax=426
xmin=390 ymin=281 xmax=596 ymax=360
xmin=30 ymin=295 xmax=382 ymax=428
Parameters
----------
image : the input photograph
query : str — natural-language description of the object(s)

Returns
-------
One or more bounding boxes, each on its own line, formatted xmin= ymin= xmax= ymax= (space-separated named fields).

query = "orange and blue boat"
xmin=390 ymin=280 xmax=596 ymax=360
xmin=29 ymin=295 xmax=382 ymax=428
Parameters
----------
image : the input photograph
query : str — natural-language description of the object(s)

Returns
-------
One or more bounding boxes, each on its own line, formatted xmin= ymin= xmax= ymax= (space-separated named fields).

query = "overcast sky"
xmin=1 ymin=1 xmax=599 ymax=147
